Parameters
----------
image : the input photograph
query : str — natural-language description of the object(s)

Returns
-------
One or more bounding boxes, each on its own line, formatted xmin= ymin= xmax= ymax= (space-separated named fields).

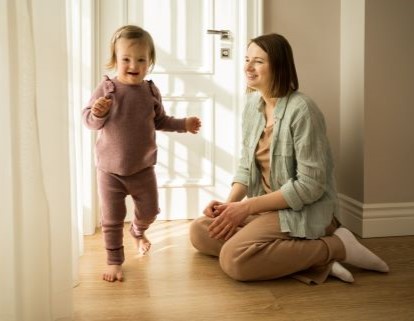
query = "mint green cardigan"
xmin=233 ymin=91 xmax=338 ymax=239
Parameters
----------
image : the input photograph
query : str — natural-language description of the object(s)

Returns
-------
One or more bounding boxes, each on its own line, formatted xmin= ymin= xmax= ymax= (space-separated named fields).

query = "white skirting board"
xmin=337 ymin=193 xmax=414 ymax=238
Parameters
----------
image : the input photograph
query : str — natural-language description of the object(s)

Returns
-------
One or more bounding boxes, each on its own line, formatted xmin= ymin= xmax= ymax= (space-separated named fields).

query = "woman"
xmin=190 ymin=33 xmax=389 ymax=284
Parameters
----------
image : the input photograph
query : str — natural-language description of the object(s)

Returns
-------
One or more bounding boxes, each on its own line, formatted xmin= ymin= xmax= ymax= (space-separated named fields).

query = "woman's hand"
xmin=208 ymin=202 xmax=251 ymax=241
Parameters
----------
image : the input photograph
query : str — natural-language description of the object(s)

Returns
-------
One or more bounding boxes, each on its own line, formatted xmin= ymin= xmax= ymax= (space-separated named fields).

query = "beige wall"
xmin=364 ymin=0 xmax=414 ymax=203
xmin=263 ymin=0 xmax=341 ymax=169
xmin=263 ymin=0 xmax=414 ymax=236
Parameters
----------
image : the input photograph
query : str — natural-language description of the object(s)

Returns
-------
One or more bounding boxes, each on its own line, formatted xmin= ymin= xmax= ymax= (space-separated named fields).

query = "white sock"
xmin=330 ymin=261 xmax=354 ymax=283
xmin=334 ymin=227 xmax=389 ymax=272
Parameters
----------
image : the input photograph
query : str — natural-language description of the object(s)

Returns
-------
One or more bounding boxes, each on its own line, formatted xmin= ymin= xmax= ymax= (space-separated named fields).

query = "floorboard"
xmin=73 ymin=220 xmax=414 ymax=321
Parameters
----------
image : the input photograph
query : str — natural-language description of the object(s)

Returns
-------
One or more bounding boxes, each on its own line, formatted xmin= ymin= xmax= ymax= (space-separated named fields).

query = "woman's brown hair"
xmin=247 ymin=33 xmax=298 ymax=97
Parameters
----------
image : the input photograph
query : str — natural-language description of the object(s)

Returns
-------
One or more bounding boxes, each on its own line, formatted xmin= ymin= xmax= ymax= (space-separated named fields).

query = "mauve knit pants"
xmin=190 ymin=212 xmax=346 ymax=284
xmin=97 ymin=166 xmax=159 ymax=265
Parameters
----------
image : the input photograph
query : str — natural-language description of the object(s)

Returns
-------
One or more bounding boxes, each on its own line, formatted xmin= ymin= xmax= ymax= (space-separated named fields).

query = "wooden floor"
xmin=73 ymin=220 xmax=414 ymax=321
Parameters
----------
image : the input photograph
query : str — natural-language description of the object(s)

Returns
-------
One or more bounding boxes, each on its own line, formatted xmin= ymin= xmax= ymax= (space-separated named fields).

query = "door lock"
xmin=220 ymin=48 xmax=230 ymax=59
xmin=207 ymin=29 xmax=232 ymax=59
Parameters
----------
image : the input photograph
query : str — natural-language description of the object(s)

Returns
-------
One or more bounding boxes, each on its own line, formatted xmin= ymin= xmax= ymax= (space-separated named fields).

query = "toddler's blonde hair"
xmin=106 ymin=25 xmax=156 ymax=71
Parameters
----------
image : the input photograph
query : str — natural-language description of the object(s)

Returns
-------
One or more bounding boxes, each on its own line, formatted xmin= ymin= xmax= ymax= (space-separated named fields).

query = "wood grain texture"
xmin=73 ymin=221 xmax=414 ymax=321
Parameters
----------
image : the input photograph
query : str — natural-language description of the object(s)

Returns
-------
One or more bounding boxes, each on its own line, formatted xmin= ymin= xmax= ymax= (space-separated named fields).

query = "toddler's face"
xmin=115 ymin=38 xmax=150 ymax=85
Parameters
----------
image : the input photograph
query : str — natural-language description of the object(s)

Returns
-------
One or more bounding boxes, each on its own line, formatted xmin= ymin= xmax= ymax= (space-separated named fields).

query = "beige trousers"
xmin=190 ymin=212 xmax=346 ymax=284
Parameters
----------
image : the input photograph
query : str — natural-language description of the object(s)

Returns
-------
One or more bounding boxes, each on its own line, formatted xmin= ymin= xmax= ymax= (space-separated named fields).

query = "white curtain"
xmin=0 ymin=0 xmax=74 ymax=320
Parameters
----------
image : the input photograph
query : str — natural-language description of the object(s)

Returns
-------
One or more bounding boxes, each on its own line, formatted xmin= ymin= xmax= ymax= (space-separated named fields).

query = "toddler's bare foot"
xmin=102 ymin=264 xmax=123 ymax=282
xmin=134 ymin=234 xmax=151 ymax=255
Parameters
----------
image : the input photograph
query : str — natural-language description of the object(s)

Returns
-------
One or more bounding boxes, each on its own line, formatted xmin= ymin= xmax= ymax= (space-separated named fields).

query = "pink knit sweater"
xmin=83 ymin=76 xmax=187 ymax=176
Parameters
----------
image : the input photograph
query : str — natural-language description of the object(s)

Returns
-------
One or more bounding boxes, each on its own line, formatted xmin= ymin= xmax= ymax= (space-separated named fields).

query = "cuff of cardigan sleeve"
xmin=280 ymin=179 xmax=303 ymax=211
xmin=232 ymin=177 xmax=248 ymax=187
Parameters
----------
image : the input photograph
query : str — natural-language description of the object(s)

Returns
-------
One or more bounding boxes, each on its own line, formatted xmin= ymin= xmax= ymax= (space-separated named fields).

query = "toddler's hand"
xmin=186 ymin=116 xmax=201 ymax=134
xmin=92 ymin=97 xmax=112 ymax=118
xmin=203 ymin=200 xmax=224 ymax=218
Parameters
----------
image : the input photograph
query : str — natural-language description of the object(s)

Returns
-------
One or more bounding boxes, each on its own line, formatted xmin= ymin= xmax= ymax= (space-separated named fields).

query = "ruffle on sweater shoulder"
xmin=103 ymin=75 xmax=115 ymax=98
xmin=147 ymin=79 xmax=159 ymax=98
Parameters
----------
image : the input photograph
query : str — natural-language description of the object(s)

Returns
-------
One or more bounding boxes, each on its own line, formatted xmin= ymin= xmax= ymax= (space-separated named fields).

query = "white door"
xmin=79 ymin=0 xmax=262 ymax=223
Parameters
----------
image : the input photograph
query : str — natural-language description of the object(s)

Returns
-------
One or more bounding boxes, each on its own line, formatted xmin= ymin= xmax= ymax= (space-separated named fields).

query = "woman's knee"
xmin=189 ymin=216 xmax=210 ymax=251
xmin=219 ymin=242 xmax=253 ymax=281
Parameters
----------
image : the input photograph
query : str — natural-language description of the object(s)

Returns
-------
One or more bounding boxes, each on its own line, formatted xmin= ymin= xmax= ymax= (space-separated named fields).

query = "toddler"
xmin=83 ymin=25 xmax=201 ymax=282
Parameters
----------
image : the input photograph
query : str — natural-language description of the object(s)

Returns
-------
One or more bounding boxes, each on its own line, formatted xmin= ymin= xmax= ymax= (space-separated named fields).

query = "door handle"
xmin=207 ymin=29 xmax=231 ymax=40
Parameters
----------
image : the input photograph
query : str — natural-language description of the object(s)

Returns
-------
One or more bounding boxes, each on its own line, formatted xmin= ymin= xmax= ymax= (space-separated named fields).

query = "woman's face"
xmin=244 ymin=42 xmax=272 ymax=95
xmin=115 ymin=38 xmax=150 ymax=85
